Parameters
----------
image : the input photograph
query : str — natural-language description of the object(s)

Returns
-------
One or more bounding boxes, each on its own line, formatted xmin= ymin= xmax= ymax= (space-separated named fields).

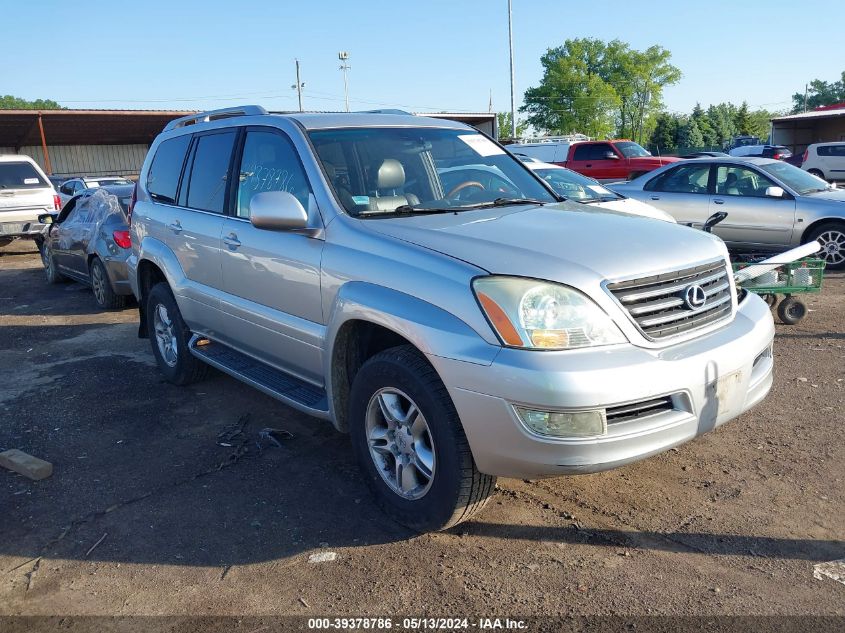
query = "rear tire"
xmin=806 ymin=221 xmax=845 ymax=270
xmin=777 ymin=296 xmax=806 ymax=325
xmin=349 ymin=345 xmax=495 ymax=532
xmin=90 ymin=257 xmax=127 ymax=310
xmin=145 ymin=282 xmax=209 ymax=385
xmin=42 ymin=243 xmax=65 ymax=284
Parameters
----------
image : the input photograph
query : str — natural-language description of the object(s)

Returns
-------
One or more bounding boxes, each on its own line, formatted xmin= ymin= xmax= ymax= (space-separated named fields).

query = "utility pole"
xmin=291 ymin=59 xmax=305 ymax=112
xmin=507 ymin=0 xmax=516 ymax=139
xmin=803 ymin=83 xmax=809 ymax=113
xmin=339 ymin=51 xmax=351 ymax=112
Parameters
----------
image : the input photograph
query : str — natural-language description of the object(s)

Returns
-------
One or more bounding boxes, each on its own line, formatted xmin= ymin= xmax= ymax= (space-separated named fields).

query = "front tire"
xmin=806 ymin=221 xmax=845 ymax=270
xmin=145 ymin=282 xmax=209 ymax=385
xmin=807 ymin=168 xmax=826 ymax=181
xmin=349 ymin=345 xmax=495 ymax=532
xmin=90 ymin=257 xmax=127 ymax=310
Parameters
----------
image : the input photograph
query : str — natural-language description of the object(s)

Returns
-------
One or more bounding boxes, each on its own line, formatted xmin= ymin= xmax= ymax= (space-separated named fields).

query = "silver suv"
xmin=128 ymin=106 xmax=775 ymax=531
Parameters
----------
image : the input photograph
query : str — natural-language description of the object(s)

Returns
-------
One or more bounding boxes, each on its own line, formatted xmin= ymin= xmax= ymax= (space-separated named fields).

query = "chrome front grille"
xmin=607 ymin=259 xmax=734 ymax=340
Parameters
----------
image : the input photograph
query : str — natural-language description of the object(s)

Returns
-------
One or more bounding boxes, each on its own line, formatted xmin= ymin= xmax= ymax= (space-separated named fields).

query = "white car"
xmin=801 ymin=142 xmax=845 ymax=182
xmin=526 ymin=162 xmax=675 ymax=222
xmin=0 ymin=154 xmax=60 ymax=247
xmin=57 ymin=176 xmax=134 ymax=206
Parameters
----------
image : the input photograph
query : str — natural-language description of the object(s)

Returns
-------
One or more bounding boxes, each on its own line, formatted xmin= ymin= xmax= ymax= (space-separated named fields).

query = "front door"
xmin=568 ymin=142 xmax=622 ymax=180
xmin=709 ymin=164 xmax=795 ymax=249
xmin=219 ymin=127 xmax=325 ymax=385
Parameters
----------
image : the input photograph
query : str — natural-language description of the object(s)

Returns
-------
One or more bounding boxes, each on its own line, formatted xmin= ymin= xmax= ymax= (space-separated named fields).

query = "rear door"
xmin=218 ymin=126 xmax=325 ymax=384
xmin=709 ymin=164 xmax=795 ymax=248
xmin=640 ymin=162 xmax=713 ymax=225
xmin=145 ymin=131 xmax=232 ymax=332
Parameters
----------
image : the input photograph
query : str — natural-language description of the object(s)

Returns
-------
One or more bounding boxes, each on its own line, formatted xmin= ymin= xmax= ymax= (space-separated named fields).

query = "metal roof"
xmin=0 ymin=109 xmax=195 ymax=148
xmin=771 ymin=107 xmax=845 ymax=123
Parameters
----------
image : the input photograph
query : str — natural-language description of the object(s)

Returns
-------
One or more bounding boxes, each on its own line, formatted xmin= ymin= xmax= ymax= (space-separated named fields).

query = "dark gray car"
xmin=610 ymin=157 xmax=845 ymax=269
xmin=40 ymin=186 xmax=134 ymax=308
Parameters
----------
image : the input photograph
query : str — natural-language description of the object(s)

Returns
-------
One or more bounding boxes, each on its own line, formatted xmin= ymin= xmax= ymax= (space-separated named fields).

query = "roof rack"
xmin=357 ymin=109 xmax=412 ymax=115
xmin=163 ymin=105 xmax=268 ymax=131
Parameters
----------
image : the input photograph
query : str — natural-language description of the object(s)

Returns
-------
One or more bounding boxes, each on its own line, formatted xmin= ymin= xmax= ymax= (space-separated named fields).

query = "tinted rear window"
xmin=0 ymin=162 xmax=48 ymax=189
xmin=817 ymin=145 xmax=845 ymax=157
xmin=185 ymin=131 xmax=237 ymax=214
xmin=146 ymin=135 xmax=191 ymax=203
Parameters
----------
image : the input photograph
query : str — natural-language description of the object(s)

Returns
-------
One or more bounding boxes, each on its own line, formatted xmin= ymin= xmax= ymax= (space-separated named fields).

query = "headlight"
xmin=473 ymin=276 xmax=626 ymax=350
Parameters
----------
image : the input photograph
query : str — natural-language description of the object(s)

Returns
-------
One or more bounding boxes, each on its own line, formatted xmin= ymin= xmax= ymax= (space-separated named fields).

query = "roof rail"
xmin=357 ymin=109 xmax=412 ymax=115
xmin=163 ymin=105 xmax=268 ymax=131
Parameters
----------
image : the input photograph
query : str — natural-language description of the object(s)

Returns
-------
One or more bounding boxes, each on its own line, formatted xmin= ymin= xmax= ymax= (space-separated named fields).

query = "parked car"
xmin=0 ymin=155 xmax=61 ymax=248
xmin=128 ymin=106 xmax=774 ymax=531
xmin=610 ymin=157 xmax=845 ymax=268
xmin=39 ymin=187 xmax=134 ymax=308
xmin=728 ymin=145 xmax=792 ymax=160
xmin=726 ymin=135 xmax=761 ymax=151
xmin=524 ymin=161 xmax=675 ymax=222
xmin=57 ymin=176 xmax=134 ymax=206
xmin=507 ymin=139 xmax=679 ymax=181
xmin=801 ymin=142 xmax=845 ymax=182
xmin=504 ymin=140 xmax=578 ymax=164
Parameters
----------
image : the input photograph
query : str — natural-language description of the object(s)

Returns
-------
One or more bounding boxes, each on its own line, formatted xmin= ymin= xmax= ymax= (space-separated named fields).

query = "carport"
xmin=770 ymin=104 xmax=845 ymax=155
xmin=0 ymin=109 xmax=193 ymax=177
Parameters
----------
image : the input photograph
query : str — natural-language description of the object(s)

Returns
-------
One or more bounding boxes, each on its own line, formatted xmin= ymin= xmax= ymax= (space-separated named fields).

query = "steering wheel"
xmin=446 ymin=181 xmax=485 ymax=199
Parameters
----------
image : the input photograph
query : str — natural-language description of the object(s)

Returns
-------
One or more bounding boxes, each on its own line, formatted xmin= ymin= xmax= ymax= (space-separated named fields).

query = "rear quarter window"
xmin=817 ymin=145 xmax=845 ymax=157
xmin=0 ymin=162 xmax=48 ymax=189
xmin=146 ymin=135 xmax=191 ymax=203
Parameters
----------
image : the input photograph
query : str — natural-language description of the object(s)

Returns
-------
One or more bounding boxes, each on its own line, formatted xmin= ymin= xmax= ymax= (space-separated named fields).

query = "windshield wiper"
xmin=359 ymin=205 xmax=457 ymax=217
xmin=459 ymin=197 xmax=551 ymax=210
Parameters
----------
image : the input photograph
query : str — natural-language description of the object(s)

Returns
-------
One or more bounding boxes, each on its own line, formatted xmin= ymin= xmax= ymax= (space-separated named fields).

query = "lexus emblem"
xmin=684 ymin=285 xmax=707 ymax=310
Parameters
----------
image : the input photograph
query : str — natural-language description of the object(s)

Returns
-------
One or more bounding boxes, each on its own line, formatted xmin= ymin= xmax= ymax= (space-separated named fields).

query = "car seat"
xmin=367 ymin=159 xmax=420 ymax=212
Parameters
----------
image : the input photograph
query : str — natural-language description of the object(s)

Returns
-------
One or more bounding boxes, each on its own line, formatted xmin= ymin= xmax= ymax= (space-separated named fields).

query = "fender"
xmin=323 ymin=281 xmax=501 ymax=429
xmin=132 ymin=236 xmax=190 ymax=338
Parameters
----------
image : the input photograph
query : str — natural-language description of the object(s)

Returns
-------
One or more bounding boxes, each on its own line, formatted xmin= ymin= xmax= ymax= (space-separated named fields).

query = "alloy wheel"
xmin=365 ymin=388 xmax=436 ymax=500
xmin=153 ymin=304 xmax=178 ymax=367
xmin=816 ymin=229 xmax=845 ymax=266
xmin=91 ymin=263 xmax=106 ymax=305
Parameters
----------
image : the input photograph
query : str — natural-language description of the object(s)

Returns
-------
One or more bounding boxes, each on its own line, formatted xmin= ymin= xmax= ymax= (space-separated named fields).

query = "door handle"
xmin=585 ymin=164 xmax=593 ymax=168
xmin=223 ymin=233 xmax=241 ymax=249
xmin=713 ymin=199 xmax=725 ymax=205
xmin=650 ymin=195 xmax=660 ymax=201
xmin=167 ymin=221 xmax=183 ymax=234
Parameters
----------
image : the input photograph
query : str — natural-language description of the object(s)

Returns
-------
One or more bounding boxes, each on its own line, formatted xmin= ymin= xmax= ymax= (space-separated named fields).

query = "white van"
xmin=505 ymin=140 xmax=577 ymax=165
xmin=0 ymin=155 xmax=60 ymax=247
xmin=802 ymin=142 xmax=845 ymax=182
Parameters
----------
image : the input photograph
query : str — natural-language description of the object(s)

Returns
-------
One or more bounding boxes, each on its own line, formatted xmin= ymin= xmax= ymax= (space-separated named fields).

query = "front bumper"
xmin=0 ymin=220 xmax=49 ymax=240
xmin=431 ymin=293 xmax=775 ymax=478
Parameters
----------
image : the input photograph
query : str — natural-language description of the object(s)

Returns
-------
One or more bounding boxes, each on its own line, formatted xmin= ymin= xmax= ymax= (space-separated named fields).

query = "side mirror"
xmin=604 ymin=151 xmax=619 ymax=160
xmin=703 ymin=211 xmax=728 ymax=233
xmin=765 ymin=186 xmax=785 ymax=198
xmin=249 ymin=191 xmax=308 ymax=231
xmin=37 ymin=213 xmax=54 ymax=224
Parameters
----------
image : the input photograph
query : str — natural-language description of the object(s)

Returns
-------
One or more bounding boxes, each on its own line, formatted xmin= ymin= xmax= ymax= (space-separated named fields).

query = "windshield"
xmin=757 ymin=161 xmax=832 ymax=195
xmin=308 ymin=127 xmax=556 ymax=216
xmin=615 ymin=142 xmax=651 ymax=158
xmin=533 ymin=167 xmax=621 ymax=202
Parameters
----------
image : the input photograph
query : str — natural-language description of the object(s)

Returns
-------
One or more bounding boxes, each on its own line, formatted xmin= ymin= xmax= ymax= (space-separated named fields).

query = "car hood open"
xmin=365 ymin=202 xmax=726 ymax=284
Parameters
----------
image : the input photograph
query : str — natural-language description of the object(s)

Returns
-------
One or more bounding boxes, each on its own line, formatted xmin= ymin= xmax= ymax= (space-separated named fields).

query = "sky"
xmin=6 ymin=0 xmax=844 ymax=117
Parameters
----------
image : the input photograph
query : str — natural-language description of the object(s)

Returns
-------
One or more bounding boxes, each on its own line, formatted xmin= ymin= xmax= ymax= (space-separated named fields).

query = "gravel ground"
xmin=0 ymin=239 xmax=843 ymax=623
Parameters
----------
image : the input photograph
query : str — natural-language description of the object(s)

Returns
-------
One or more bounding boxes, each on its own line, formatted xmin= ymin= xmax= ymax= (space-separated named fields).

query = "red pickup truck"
xmin=511 ymin=140 xmax=680 ymax=182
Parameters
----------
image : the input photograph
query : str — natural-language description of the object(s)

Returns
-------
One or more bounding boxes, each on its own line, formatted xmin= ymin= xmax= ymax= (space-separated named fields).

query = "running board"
xmin=188 ymin=336 xmax=330 ymax=418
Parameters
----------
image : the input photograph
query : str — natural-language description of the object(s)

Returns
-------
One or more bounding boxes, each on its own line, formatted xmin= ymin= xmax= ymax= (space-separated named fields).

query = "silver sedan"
xmin=610 ymin=157 xmax=845 ymax=269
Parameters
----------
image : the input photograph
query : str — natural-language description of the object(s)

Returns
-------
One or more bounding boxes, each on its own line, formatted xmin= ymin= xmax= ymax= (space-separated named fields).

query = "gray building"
xmin=771 ymin=105 xmax=845 ymax=155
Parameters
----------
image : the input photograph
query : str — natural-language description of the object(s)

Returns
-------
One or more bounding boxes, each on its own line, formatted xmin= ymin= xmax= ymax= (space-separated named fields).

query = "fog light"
xmin=515 ymin=407 xmax=607 ymax=438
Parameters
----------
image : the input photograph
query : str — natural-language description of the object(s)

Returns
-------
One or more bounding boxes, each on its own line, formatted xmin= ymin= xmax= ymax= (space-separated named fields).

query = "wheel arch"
xmin=325 ymin=282 xmax=499 ymax=433
xmin=802 ymin=217 xmax=845 ymax=243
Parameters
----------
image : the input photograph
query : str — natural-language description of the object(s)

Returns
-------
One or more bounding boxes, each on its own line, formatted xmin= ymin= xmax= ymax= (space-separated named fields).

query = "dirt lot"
xmin=1 ymin=239 xmax=843 ymax=622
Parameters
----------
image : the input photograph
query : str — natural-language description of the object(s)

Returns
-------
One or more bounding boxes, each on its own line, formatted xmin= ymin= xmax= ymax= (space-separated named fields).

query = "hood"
xmin=365 ymin=202 xmax=726 ymax=285
xmin=591 ymin=197 xmax=675 ymax=222
xmin=630 ymin=156 xmax=680 ymax=165
xmin=801 ymin=187 xmax=845 ymax=203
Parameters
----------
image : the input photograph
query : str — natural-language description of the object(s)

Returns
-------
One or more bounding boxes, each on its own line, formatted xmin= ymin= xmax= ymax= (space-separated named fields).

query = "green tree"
xmin=648 ymin=112 xmax=680 ymax=152
xmin=521 ymin=39 xmax=620 ymax=138
xmin=790 ymin=71 xmax=845 ymax=113
xmin=706 ymin=103 xmax=737 ymax=147
xmin=623 ymin=45 xmax=682 ymax=143
xmin=691 ymin=103 xmax=717 ymax=146
xmin=496 ymin=111 xmax=529 ymax=140
xmin=678 ymin=117 xmax=704 ymax=149
xmin=734 ymin=101 xmax=754 ymax=135
xmin=0 ymin=95 xmax=63 ymax=109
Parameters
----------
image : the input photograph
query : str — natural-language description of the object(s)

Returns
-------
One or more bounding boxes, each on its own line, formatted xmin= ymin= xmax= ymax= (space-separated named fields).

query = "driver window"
xmin=715 ymin=166 xmax=775 ymax=198
xmin=237 ymin=130 xmax=312 ymax=219
xmin=590 ymin=143 xmax=614 ymax=160
xmin=60 ymin=181 xmax=75 ymax=195
xmin=646 ymin=164 xmax=710 ymax=194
